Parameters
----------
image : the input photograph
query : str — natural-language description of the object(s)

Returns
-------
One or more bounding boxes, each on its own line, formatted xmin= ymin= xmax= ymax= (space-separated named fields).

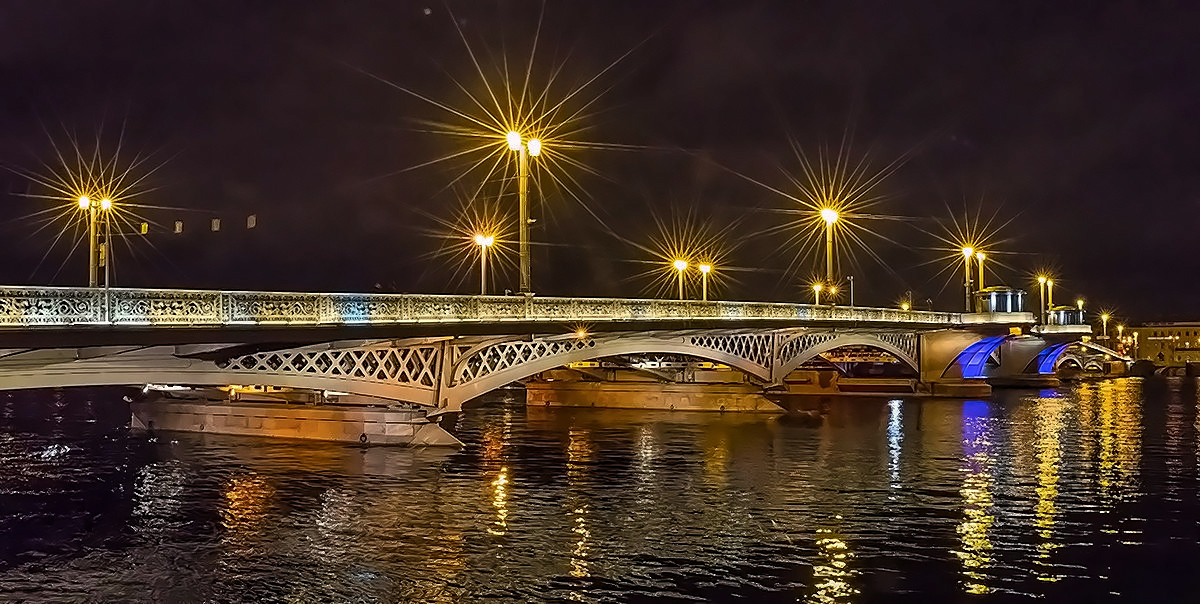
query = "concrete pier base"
xmin=130 ymin=400 xmax=462 ymax=446
xmin=925 ymin=381 xmax=992 ymax=398
xmin=988 ymin=375 xmax=1062 ymax=389
xmin=525 ymin=381 xmax=784 ymax=412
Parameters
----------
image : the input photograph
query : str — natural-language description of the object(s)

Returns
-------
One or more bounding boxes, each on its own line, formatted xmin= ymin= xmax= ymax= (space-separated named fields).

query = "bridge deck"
xmin=0 ymin=286 xmax=1033 ymax=330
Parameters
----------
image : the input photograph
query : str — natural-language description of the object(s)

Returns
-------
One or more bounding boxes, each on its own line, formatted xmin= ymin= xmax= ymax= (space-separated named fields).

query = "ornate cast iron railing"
xmin=0 ymin=286 xmax=1020 ymax=328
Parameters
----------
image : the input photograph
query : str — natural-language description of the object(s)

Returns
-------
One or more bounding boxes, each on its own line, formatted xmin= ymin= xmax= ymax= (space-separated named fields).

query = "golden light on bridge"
xmin=348 ymin=8 xmax=642 ymax=295
xmin=6 ymin=126 xmax=169 ymax=288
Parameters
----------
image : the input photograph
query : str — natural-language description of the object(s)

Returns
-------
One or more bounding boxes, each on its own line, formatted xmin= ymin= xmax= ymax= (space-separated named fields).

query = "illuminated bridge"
xmin=0 ymin=286 xmax=1113 ymax=445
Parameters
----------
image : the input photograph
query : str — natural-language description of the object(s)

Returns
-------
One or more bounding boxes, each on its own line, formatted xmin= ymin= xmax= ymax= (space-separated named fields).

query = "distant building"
xmin=1127 ymin=322 xmax=1200 ymax=364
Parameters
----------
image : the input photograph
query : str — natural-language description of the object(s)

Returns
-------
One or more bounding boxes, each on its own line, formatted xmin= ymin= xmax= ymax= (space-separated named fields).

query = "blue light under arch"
xmin=1032 ymin=342 xmax=1072 ymax=375
xmin=951 ymin=335 xmax=1008 ymax=379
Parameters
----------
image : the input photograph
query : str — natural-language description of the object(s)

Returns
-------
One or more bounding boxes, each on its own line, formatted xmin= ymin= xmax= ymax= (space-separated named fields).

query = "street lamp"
xmin=473 ymin=234 xmax=494 ymax=295
xmin=1117 ymin=324 xmax=1124 ymax=340
xmin=900 ymin=301 xmax=910 ymax=311
xmin=812 ymin=282 xmax=823 ymax=305
xmin=961 ymin=247 xmax=974 ymax=311
xmin=673 ymin=259 xmax=688 ymax=300
xmin=1046 ymin=279 xmax=1054 ymax=319
xmin=698 ymin=263 xmax=712 ymax=301
xmin=1037 ymin=275 xmax=1047 ymax=324
xmin=847 ymin=275 xmax=854 ymax=307
xmin=975 ymin=251 xmax=986 ymax=290
xmin=79 ymin=195 xmax=115 ymax=288
xmin=820 ymin=208 xmax=838 ymax=282
xmin=506 ymin=131 xmax=541 ymax=293
xmin=1100 ymin=312 xmax=1110 ymax=340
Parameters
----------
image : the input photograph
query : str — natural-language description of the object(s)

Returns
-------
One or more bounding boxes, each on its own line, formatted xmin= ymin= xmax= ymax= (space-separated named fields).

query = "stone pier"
xmin=130 ymin=400 xmax=462 ymax=446
xmin=524 ymin=381 xmax=785 ymax=412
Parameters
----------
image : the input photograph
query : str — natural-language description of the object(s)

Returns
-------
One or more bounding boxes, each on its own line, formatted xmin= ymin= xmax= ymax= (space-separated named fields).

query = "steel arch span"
xmin=773 ymin=331 xmax=920 ymax=379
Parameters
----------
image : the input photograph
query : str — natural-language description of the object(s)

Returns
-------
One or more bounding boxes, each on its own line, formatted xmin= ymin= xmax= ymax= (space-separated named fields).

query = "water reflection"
xmin=1033 ymin=394 xmax=1064 ymax=579
xmin=220 ymin=472 xmax=273 ymax=547
xmin=5 ymin=381 xmax=1200 ymax=601
xmin=956 ymin=400 xmax=995 ymax=595
xmin=887 ymin=399 xmax=902 ymax=491
xmin=565 ymin=427 xmax=594 ymax=579
xmin=809 ymin=518 xmax=859 ymax=604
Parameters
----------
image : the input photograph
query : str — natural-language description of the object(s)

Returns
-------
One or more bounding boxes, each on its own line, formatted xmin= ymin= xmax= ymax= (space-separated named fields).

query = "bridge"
xmin=0 ymin=285 xmax=1113 ymax=445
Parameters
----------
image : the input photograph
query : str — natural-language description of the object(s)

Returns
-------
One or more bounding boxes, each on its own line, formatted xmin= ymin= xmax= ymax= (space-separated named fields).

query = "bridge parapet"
xmin=0 ymin=286 xmax=1029 ymax=328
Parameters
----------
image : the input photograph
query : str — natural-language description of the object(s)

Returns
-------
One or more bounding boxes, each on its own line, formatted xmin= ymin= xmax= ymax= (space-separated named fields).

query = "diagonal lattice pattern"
xmin=687 ymin=334 xmax=775 ymax=369
xmin=217 ymin=346 xmax=441 ymax=388
xmin=875 ymin=332 xmax=918 ymax=362
xmin=454 ymin=339 xmax=597 ymax=386
xmin=778 ymin=332 xmax=839 ymax=367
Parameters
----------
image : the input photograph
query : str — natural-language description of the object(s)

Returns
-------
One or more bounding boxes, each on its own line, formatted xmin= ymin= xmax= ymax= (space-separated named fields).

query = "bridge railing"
xmin=0 ymin=286 xmax=980 ymax=327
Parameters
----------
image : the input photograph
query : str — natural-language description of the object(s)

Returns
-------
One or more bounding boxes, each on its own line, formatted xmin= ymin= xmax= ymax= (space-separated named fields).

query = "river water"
xmin=1 ymin=379 xmax=1198 ymax=602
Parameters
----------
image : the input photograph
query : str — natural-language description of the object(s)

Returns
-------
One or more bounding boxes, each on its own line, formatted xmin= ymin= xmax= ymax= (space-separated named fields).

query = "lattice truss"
xmin=777 ymin=331 xmax=918 ymax=369
xmin=453 ymin=338 xmax=597 ymax=386
xmin=217 ymin=345 xmax=441 ymax=388
xmin=686 ymin=333 xmax=774 ymax=369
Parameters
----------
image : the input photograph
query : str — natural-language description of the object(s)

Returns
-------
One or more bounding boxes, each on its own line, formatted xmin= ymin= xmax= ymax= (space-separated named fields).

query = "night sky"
xmin=2 ymin=1 xmax=1198 ymax=322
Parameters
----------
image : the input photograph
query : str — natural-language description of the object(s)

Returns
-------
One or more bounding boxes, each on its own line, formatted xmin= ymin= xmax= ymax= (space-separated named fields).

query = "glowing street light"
xmin=673 ymin=259 xmax=688 ymax=300
xmin=78 ymin=195 xmax=115 ymax=288
xmin=506 ymin=131 xmax=542 ymax=294
xmin=1037 ymin=275 xmax=1048 ymax=324
xmin=1076 ymin=298 xmax=1084 ymax=311
xmin=820 ymin=208 xmax=838 ymax=281
xmin=698 ymin=263 xmax=712 ymax=301
xmin=975 ymin=251 xmax=986 ymax=290
xmin=812 ymin=282 xmax=823 ymax=305
xmin=1100 ymin=312 xmax=1110 ymax=340
xmin=961 ymin=247 xmax=974 ymax=311
xmin=1047 ymin=279 xmax=1054 ymax=317
xmin=1117 ymin=324 xmax=1124 ymax=340
xmin=473 ymin=233 xmax=495 ymax=295
xmin=900 ymin=301 xmax=910 ymax=311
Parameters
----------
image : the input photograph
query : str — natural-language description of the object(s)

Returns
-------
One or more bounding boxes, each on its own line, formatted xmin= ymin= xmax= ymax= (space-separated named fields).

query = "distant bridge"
xmin=0 ymin=286 xmax=1106 ymax=416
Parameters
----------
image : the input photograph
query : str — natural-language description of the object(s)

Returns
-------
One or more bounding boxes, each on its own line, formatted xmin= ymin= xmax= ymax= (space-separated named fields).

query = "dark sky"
xmin=1 ymin=1 xmax=1198 ymax=322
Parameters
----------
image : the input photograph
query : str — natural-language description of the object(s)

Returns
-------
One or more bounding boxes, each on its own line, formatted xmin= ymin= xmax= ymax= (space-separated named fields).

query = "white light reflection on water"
xmin=887 ymin=399 xmax=903 ymax=491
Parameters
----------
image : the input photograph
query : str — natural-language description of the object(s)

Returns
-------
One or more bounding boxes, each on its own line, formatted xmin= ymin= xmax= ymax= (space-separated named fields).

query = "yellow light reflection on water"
xmin=488 ymin=466 xmax=510 ymax=537
xmin=220 ymin=473 xmax=273 ymax=544
xmin=955 ymin=401 xmax=995 ymax=595
xmin=566 ymin=428 xmax=595 ymax=578
xmin=809 ymin=521 xmax=860 ymax=604
xmin=1033 ymin=396 xmax=1065 ymax=579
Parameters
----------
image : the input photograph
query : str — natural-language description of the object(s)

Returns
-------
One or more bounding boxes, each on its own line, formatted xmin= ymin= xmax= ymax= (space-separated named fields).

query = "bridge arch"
xmin=443 ymin=333 xmax=775 ymax=409
xmin=774 ymin=332 xmax=920 ymax=380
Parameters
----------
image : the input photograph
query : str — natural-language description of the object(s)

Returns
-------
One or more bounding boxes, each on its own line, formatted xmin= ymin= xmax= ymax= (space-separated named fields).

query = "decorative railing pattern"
xmin=0 ymin=286 xmax=1012 ymax=328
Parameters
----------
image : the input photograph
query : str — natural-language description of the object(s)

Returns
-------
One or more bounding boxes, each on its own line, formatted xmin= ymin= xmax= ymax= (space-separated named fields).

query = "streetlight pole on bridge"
xmin=507 ymin=132 xmax=542 ymax=294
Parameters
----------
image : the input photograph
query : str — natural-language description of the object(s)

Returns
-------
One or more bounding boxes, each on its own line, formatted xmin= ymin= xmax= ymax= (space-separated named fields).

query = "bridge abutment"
xmin=131 ymin=399 xmax=463 ymax=446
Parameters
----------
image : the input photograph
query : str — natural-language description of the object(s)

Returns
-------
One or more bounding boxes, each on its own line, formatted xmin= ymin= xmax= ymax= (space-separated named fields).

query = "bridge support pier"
xmin=130 ymin=399 xmax=463 ymax=446
xmin=525 ymin=381 xmax=784 ymax=412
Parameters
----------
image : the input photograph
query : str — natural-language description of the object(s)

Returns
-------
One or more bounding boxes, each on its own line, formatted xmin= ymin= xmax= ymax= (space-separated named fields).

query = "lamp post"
xmin=812 ymin=283 xmax=822 ymax=305
xmin=1037 ymin=275 xmax=1047 ymax=324
xmin=79 ymin=195 xmax=114 ymax=288
xmin=673 ymin=259 xmax=688 ymax=300
xmin=975 ymin=252 xmax=986 ymax=290
xmin=847 ymin=275 xmax=854 ymax=307
xmin=820 ymin=208 xmax=838 ymax=282
xmin=1100 ymin=312 xmax=1109 ymax=340
xmin=473 ymin=234 xmax=494 ymax=295
xmin=1046 ymin=279 xmax=1054 ymax=321
xmin=698 ymin=263 xmax=711 ymax=301
xmin=961 ymin=247 xmax=974 ymax=311
xmin=506 ymin=131 xmax=541 ymax=293
xmin=900 ymin=301 xmax=910 ymax=311
xmin=1117 ymin=324 xmax=1124 ymax=341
